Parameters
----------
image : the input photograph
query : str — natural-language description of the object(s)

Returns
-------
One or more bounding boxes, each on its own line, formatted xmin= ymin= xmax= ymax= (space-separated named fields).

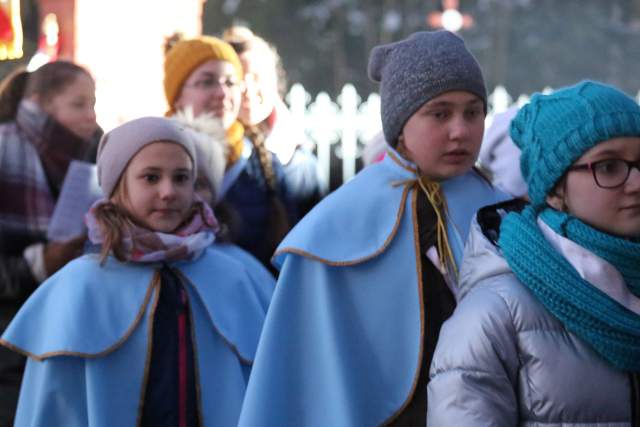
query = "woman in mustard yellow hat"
xmin=164 ymin=34 xmax=295 ymax=274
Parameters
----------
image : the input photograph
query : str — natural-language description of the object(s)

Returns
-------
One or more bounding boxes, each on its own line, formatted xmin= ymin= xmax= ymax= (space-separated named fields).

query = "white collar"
xmin=538 ymin=218 xmax=640 ymax=315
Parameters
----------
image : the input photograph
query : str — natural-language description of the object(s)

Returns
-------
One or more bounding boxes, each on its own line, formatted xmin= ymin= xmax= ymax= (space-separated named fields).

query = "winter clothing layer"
xmin=141 ymin=265 xmax=199 ymax=426
xmin=0 ymin=100 xmax=96 ymax=424
xmin=97 ymin=116 xmax=197 ymax=197
xmin=500 ymin=206 xmax=640 ymax=371
xmin=1 ymin=243 xmax=274 ymax=427
xmin=238 ymin=152 xmax=506 ymax=426
xmin=428 ymin=204 xmax=636 ymax=426
xmin=368 ymin=30 xmax=486 ymax=146
xmin=86 ymin=197 xmax=218 ymax=263
xmin=223 ymin=138 xmax=296 ymax=271
xmin=163 ymin=35 xmax=243 ymax=111
xmin=510 ymin=80 xmax=640 ymax=207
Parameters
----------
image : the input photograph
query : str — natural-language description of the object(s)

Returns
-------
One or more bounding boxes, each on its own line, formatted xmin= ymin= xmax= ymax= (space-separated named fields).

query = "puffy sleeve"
xmin=427 ymin=280 xmax=520 ymax=426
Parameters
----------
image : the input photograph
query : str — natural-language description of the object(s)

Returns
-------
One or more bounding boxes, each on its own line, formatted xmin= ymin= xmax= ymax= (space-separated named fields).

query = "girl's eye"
xmin=174 ymin=173 xmax=190 ymax=183
xmin=595 ymin=159 xmax=625 ymax=176
xmin=144 ymin=174 xmax=159 ymax=183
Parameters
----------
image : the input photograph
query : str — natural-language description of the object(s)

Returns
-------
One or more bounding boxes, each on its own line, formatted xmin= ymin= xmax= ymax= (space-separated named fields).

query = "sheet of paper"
xmin=47 ymin=160 xmax=103 ymax=241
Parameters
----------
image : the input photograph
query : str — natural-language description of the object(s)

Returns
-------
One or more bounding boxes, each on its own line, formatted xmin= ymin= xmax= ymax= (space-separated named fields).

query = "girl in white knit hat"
xmin=1 ymin=116 xmax=274 ymax=427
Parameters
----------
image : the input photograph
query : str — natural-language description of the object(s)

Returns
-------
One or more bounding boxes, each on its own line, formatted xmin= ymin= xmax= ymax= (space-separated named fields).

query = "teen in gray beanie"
xmin=368 ymin=30 xmax=486 ymax=147
xmin=97 ymin=116 xmax=196 ymax=197
xmin=237 ymin=29 xmax=507 ymax=427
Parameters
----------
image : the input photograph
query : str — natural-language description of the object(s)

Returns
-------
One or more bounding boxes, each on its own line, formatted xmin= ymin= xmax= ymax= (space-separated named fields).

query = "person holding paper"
xmin=1 ymin=117 xmax=274 ymax=426
xmin=0 ymin=60 xmax=99 ymax=425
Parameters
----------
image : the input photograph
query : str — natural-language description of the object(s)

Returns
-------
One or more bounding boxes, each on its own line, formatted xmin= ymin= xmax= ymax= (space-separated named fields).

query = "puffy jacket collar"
xmin=458 ymin=198 xmax=526 ymax=301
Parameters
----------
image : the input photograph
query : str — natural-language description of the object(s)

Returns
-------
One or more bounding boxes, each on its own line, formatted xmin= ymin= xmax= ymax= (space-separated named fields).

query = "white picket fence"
xmin=286 ymin=83 xmax=640 ymax=192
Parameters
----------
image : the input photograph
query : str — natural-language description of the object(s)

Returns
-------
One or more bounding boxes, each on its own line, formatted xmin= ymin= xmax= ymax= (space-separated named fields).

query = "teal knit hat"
xmin=510 ymin=80 xmax=640 ymax=208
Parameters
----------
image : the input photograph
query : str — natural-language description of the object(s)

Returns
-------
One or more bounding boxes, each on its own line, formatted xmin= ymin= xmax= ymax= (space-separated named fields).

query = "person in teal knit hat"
xmin=428 ymin=80 xmax=640 ymax=425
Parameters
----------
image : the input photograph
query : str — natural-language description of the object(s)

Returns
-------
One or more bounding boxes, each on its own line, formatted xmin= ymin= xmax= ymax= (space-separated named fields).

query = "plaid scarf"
xmin=85 ymin=198 xmax=219 ymax=263
xmin=0 ymin=100 xmax=92 ymax=235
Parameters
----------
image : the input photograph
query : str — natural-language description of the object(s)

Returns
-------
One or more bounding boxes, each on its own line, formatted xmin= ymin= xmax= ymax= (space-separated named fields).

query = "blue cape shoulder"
xmin=1 ymin=244 xmax=274 ymax=363
xmin=240 ymin=153 xmax=509 ymax=426
xmin=274 ymin=151 xmax=507 ymax=269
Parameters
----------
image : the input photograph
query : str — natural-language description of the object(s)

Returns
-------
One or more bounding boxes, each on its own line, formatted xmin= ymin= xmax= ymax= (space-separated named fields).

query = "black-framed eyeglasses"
xmin=568 ymin=158 xmax=640 ymax=189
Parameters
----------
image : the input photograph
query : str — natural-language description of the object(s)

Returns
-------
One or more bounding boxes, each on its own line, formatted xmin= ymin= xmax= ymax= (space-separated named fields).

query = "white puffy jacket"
xmin=428 ymin=215 xmax=635 ymax=426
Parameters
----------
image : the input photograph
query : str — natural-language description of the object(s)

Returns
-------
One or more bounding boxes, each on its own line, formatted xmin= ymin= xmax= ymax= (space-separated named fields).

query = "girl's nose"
xmin=159 ymin=180 xmax=177 ymax=199
xmin=449 ymin=116 xmax=471 ymax=140
xmin=625 ymin=165 xmax=640 ymax=191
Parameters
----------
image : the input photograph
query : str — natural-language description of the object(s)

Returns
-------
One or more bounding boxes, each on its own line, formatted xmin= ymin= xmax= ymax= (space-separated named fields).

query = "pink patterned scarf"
xmin=85 ymin=197 xmax=219 ymax=263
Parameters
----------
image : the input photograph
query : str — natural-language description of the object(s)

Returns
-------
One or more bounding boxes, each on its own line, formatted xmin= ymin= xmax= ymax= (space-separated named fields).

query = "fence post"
xmin=339 ymin=84 xmax=359 ymax=183
xmin=307 ymin=91 xmax=340 ymax=193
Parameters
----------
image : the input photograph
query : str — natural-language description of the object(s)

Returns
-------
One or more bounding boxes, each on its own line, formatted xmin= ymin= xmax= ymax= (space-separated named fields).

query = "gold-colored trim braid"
xmin=417 ymin=177 xmax=458 ymax=278
xmin=0 ymin=274 xmax=159 ymax=362
xmin=173 ymin=269 xmax=253 ymax=366
xmin=273 ymin=184 xmax=411 ymax=267
xmin=381 ymin=183 xmax=425 ymax=426
xmin=184 ymin=280 xmax=205 ymax=427
xmin=386 ymin=150 xmax=419 ymax=174
xmin=136 ymin=272 xmax=162 ymax=427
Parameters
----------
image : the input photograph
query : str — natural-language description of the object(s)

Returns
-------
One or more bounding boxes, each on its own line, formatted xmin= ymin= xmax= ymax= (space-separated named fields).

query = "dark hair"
xmin=0 ymin=61 xmax=92 ymax=122
xmin=0 ymin=67 xmax=29 ymax=122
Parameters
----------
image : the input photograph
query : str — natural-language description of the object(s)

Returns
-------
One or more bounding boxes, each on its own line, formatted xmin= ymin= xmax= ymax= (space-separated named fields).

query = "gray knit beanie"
xmin=368 ymin=30 xmax=486 ymax=146
xmin=97 ymin=116 xmax=197 ymax=197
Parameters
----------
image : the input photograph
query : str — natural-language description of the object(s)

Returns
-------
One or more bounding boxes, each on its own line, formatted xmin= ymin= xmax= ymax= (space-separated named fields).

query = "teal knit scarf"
xmin=499 ymin=206 xmax=640 ymax=372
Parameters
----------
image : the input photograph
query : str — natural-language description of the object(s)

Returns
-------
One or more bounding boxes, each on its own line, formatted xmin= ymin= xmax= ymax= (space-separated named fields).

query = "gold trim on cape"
xmin=0 ymin=273 xmax=159 ymax=361
xmin=136 ymin=272 xmax=162 ymax=427
xmin=381 ymin=184 xmax=425 ymax=426
xmin=273 ymin=183 xmax=411 ymax=267
xmin=173 ymin=269 xmax=253 ymax=366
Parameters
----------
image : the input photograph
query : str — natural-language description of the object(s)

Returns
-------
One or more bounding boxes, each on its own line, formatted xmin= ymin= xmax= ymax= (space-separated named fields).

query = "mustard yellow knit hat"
xmin=164 ymin=35 xmax=243 ymax=113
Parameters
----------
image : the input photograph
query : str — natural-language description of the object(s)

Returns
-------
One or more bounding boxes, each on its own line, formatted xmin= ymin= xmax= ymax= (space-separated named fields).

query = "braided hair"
xmin=244 ymin=124 xmax=291 ymax=264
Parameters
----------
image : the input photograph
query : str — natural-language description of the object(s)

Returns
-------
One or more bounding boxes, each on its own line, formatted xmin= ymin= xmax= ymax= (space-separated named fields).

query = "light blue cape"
xmin=1 ymin=244 xmax=274 ymax=427
xmin=239 ymin=153 xmax=508 ymax=426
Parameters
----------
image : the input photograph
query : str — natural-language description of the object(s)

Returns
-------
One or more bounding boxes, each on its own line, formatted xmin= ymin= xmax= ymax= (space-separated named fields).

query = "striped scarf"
xmin=499 ymin=205 xmax=640 ymax=372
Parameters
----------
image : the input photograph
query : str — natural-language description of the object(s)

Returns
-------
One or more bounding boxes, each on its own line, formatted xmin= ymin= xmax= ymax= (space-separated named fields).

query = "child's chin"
xmin=150 ymin=220 xmax=181 ymax=234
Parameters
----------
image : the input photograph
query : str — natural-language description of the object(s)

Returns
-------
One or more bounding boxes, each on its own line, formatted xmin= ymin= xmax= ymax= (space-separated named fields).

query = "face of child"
xmin=546 ymin=137 xmax=640 ymax=238
xmin=41 ymin=72 xmax=98 ymax=141
xmin=118 ymin=141 xmax=195 ymax=233
xmin=238 ymin=48 xmax=279 ymax=126
xmin=173 ymin=59 xmax=242 ymax=130
xmin=398 ymin=91 xmax=484 ymax=181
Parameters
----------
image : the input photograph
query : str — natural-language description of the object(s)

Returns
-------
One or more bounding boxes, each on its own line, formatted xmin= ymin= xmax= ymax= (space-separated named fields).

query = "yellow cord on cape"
xmin=417 ymin=177 xmax=458 ymax=278
xmin=225 ymin=121 xmax=245 ymax=167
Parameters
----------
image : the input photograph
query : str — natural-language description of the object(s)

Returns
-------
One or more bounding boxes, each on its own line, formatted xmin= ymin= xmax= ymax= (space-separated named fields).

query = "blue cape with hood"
xmin=238 ymin=152 xmax=508 ymax=426
xmin=1 ymin=244 xmax=274 ymax=427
